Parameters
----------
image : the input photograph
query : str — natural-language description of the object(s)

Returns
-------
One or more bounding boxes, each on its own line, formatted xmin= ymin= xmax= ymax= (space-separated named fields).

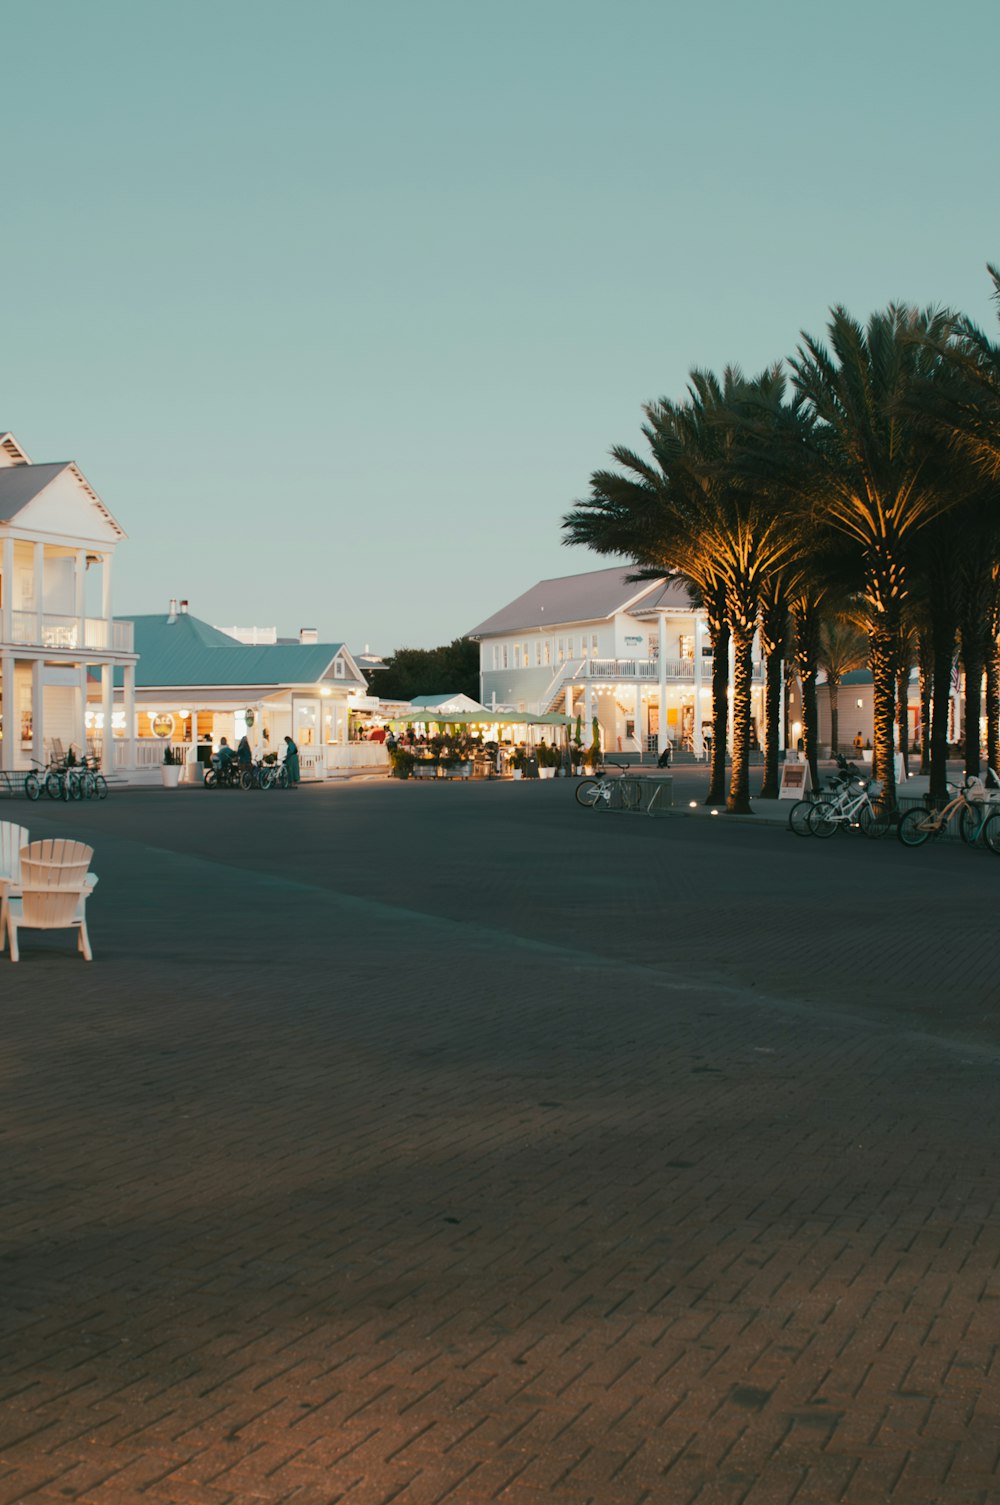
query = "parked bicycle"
xmin=787 ymin=755 xmax=867 ymax=836
xmin=897 ymin=777 xmax=1000 ymax=849
xmin=808 ymin=776 xmax=890 ymax=839
xmin=575 ymin=760 xmax=642 ymax=811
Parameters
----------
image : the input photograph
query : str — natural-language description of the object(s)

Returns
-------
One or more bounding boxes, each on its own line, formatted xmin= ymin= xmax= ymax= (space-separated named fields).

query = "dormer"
xmin=0 ymin=432 xmax=31 ymax=468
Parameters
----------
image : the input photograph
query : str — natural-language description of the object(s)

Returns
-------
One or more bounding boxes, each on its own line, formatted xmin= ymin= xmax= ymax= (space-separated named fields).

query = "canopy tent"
xmin=388 ymin=710 xmax=571 ymax=728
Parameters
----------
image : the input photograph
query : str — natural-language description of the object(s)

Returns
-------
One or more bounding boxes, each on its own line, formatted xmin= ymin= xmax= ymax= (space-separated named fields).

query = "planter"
xmin=539 ymin=767 xmax=555 ymax=780
xmin=160 ymin=763 xmax=183 ymax=788
xmin=511 ymin=769 xmax=523 ymax=780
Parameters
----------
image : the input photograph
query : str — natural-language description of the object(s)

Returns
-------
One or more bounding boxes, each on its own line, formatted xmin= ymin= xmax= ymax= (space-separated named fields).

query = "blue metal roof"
xmin=117 ymin=612 xmax=357 ymax=689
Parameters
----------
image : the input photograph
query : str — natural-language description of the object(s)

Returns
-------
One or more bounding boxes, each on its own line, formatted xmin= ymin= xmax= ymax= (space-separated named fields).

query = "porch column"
xmin=31 ymin=658 xmax=43 ymax=768
xmin=102 ymin=552 xmax=113 ymax=623
xmin=0 ymin=653 xmax=13 ymax=771
xmin=75 ymin=549 xmax=86 ymax=649
xmin=123 ymin=662 xmax=136 ymax=771
xmin=33 ymin=543 xmax=44 ymax=627
xmin=1 ymin=534 xmax=13 ymax=642
xmin=657 ymin=613 xmax=667 ymax=756
xmin=583 ymin=658 xmax=592 ymax=739
xmin=634 ymin=681 xmax=643 ymax=757
xmin=100 ymin=664 xmax=114 ymax=772
xmin=693 ymin=617 xmax=704 ymax=760
xmin=75 ymin=663 xmax=88 ymax=760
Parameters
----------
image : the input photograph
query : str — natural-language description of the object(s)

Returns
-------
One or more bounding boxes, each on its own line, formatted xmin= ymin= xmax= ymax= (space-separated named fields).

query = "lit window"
xmin=544 ymin=640 xmax=552 ymax=665
xmin=534 ymin=641 xmax=542 ymax=666
xmin=502 ymin=645 xmax=508 ymax=669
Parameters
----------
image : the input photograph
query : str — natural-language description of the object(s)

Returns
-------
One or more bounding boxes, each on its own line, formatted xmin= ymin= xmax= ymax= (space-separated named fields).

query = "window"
xmin=591 ymin=633 xmax=599 ymax=656
xmin=334 ymin=658 xmax=345 ymax=678
xmin=544 ymin=640 xmax=552 ymax=665
xmin=534 ymin=640 xmax=542 ymax=666
xmin=557 ymin=638 xmax=565 ymax=663
xmin=502 ymin=644 xmax=509 ymax=669
xmin=492 ymin=644 xmax=501 ymax=669
xmin=679 ymin=634 xmax=694 ymax=660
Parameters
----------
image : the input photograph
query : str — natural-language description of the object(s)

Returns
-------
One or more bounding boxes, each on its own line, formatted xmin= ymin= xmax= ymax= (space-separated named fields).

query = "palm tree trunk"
xmin=801 ymin=667 xmax=819 ymax=791
xmin=868 ymin=625 xmax=897 ymax=806
xmin=930 ymin=630 xmax=953 ymax=804
xmin=987 ymin=643 xmax=1000 ymax=777
xmin=759 ymin=650 xmax=783 ymax=798
xmin=727 ymin=628 xmax=754 ymax=814
xmin=827 ymin=671 xmax=842 ymax=758
xmin=705 ymin=620 xmax=730 ymax=805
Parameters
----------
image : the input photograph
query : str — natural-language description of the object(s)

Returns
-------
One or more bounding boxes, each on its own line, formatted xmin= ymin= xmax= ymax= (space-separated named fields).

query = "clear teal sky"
xmin=3 ymin=0 xmax=998 ymax=649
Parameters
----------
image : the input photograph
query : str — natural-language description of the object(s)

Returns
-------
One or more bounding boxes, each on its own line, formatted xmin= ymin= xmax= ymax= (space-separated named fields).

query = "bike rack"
xmin=596 ymin=776 xmax=674 ymax=817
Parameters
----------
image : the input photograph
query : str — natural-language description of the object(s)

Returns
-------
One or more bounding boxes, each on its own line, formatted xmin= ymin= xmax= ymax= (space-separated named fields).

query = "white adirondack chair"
xmin=0 ymin=820 xmax=30 ymax=941
xmin=5 ymin=839 xmax=95 ymax=962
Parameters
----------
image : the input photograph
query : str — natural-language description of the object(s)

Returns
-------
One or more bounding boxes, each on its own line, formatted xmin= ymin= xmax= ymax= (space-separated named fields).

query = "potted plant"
xmin=390 ymin=747 xmax=415 ymax=779
xmin=509 ymin=747 xmax=527 ymax=780
xmin=161 ymin=744 xmax=184 ymax=788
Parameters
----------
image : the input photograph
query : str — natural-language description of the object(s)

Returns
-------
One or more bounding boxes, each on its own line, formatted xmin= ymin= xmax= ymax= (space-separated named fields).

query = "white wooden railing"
xmin=6 ymin=612 xmax=135 ymax=654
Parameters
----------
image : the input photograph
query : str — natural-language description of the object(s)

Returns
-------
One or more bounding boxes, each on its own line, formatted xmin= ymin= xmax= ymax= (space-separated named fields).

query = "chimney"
xmin=167 ymin=598 xmax=178 ymax=622
xmin=299 ymin=628 xmax=318 ymax=644
xmin=179 ymin=599 xmax=189 ymax=614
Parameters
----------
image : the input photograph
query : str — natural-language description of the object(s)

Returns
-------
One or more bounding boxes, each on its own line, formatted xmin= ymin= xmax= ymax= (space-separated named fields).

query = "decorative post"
xmin=101 ymin=664 xmax=114 ymax=772
xmin=657 ymin=613 xmax=667 ymax=756
xmin=693 ymin=616 xmax=704 ymax=759
xmin=33 ymin=543 xmax=44 ymax=638
xmin=31 ymin=658 xmax=43 ymax=768
xmin=123 ymin=662 xmax=136 ymax=771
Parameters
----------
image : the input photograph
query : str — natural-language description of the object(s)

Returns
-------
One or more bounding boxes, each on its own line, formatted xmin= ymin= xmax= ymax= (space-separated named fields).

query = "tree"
xmin=817 ymin=615 xmax=866 ymax=758
xmin=789 ymin=304 xmax=958 ymax=805
xmin=376 ymin=637 xmax=480 ymax=703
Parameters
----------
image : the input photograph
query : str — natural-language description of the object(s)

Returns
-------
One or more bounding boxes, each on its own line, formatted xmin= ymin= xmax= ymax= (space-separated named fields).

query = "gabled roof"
xmin=467 ymin=565 xmax=692 ymax=637
xmin=120 ymin=611 xmax=364 ymax=689
xmin=408 ymin=693 xmax=484 ymax=711
xmin=0 ymin=462 xmax=73 ymax=522
xmin=0 ymin=458 xmax=126 ymax=538
xmin=0 ymin=432 xmax=31 ymax=466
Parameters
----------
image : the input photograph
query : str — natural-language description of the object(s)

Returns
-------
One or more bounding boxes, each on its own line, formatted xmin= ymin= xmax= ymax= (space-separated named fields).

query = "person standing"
xmin=283 ymin=735 xmax=300 ymax=787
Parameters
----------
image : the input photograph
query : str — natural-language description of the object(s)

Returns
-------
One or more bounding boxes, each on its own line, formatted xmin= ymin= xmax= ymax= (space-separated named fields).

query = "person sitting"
xmin=212 ymin=737 xmax=235 ymax=771
xmin=237 ymin=735 xmax=253 ymax=769
xmin=657 ymin=737 xmax=673 ymax=769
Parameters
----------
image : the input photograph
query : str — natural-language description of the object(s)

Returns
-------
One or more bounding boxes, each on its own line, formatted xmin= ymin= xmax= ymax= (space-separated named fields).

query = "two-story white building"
xmin=0 ymin=431 xmax=137 ymax=774
xmin=468 ymin=565 xmax=765 ymax=758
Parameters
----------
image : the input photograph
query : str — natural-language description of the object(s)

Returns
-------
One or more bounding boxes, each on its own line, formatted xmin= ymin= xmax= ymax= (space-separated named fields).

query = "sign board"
xmin=245 ymin=708 xmax=255 ymax=727
xmin=150 ymin=713 xmax=175 ymax=740
xmin=778 ymin=759 xmax=812 ymax=799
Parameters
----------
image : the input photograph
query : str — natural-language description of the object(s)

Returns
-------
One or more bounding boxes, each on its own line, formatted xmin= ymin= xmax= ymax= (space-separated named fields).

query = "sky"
xmin=3 ymin=0 xmax=998 ymax=650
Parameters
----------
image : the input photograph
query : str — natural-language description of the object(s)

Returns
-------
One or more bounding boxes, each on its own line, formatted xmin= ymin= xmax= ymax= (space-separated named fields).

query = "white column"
xmin=693 ymin=617 xmax=704 ymax=760
xmin=75 ymin=549 xmax=86 ymax=649
xmin=583 ymin=658 xmax=593 ymax=738
xmin=31 ymin=658 xmax=44 ymax=768
xmin=0 ymin=654 xmax=13 ymax=771
xmin=657 ymin=613 xmax=667 ymax=756
xmin=564 ymin=685 xmax=572 ymax=718
xmin=75 ymin=663 xmax=88 ymax=759
xmin=102 ymin=552 xmax=113 ymax=622
xmin=33 ymin=543 xmax=44 ymax=633
xmin=123 ymin=663 xmax=136 ymax=771
xmin=101 ymin=664 xmax=113 ymax=771
xmin=1 ymin=535 xmax=13 ymax=643
xmin=634 ymin=682 xmax=643 ymax=756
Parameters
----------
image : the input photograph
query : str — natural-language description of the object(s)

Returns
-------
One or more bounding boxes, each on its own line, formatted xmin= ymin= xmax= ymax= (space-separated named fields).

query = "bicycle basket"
xmin=867 ymin=779 xmax=883 ymax=797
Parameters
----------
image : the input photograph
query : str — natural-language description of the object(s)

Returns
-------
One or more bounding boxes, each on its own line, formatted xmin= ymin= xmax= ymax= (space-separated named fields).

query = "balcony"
xmin=6 ymin=612 xmax=134 ymax=655
xmin=585 ymin=657 xmax=764 ymax=683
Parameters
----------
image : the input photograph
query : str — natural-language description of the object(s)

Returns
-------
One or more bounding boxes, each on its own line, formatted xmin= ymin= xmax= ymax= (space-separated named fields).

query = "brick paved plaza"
xmin=2 ymin=782 xmax=998 ymax=1505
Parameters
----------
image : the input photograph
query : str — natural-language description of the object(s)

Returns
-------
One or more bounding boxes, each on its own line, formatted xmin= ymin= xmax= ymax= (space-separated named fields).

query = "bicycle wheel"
xmin=808 ymin=801 xmax=840 ymax=838
xmin=24 ymin=771 xmax=42 ymax=801
xmin=260 ymin=766 xmax=275 ymax=790
xmin=983 ymin=810 xmax=1000 ymax=854
xmin=80 ymin=771 xmax=96 ymax=800
xmin=859 ymin=800 xmax=892 ymax=839
xmin=204 ymin=768 xmax=218 ymax=788
xmin=788 ymin=799 xmax=815 ymax=836
xmin=45 ymin=772 xmax=64 ymax=800
xmin=897 ymin=808 xmax=934 ymax=847
xmin=575 ymin=779 xmax=602 ymax=808
xmin=239 ymin=769 xmax=253 ymax=790
xmin=959 ymin=805 xmax=984 ymax=845
xmin=275 ymin=765 xmax=289 ymax=789
xmin=94 ymin=774 xmax=109 ymax=800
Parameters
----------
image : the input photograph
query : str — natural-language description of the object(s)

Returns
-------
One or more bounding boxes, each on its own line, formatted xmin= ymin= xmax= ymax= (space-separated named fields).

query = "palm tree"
xmin=789 ymin=304 xmax=958 ymax=804
xmin=564 ymin=367 xmax=803 ymax=815
xmin=817 ymin=615 xmax=867 ymax=757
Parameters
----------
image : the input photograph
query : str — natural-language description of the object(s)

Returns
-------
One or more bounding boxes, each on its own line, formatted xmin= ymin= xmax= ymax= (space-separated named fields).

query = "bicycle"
xmin=575 ymin=760 xmax=642 ymax=811
xmin=787 ymin=755 xmax=867 ymax=836
xmin=897 ymin=778 xmax=1000 ymax=849
xmin=808 ymin=777 xmax=891 ymax=839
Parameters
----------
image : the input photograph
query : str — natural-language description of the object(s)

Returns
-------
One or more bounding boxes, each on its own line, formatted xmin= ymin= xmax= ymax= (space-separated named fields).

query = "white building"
xmin=468 ymin=565 xmax=765 ymax=758
xmin=0 ymin=431 xmax=137 ymax=773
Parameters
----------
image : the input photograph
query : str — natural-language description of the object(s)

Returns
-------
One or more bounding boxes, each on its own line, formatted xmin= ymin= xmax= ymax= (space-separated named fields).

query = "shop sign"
xmin=245 ymin=708 xmax=255 ymax=727
xmin=151 ymin=713 xmax=175 ymax=740
xmin=778 ymin=760 xmax=812 ymax=798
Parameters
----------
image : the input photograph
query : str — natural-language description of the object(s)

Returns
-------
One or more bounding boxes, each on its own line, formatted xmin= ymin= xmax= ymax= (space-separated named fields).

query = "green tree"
xmin=376 ymin=637 xmax=480 ymax=703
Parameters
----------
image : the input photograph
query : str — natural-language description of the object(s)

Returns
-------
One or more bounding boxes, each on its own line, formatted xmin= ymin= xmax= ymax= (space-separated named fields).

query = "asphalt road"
xmin=1 ymin=782 xmax=998 ymax=1505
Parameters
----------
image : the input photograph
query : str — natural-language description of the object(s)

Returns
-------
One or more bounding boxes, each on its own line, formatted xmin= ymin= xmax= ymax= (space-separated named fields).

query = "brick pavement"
xmin=0 ymin=783 xmax=998 ymax=1505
